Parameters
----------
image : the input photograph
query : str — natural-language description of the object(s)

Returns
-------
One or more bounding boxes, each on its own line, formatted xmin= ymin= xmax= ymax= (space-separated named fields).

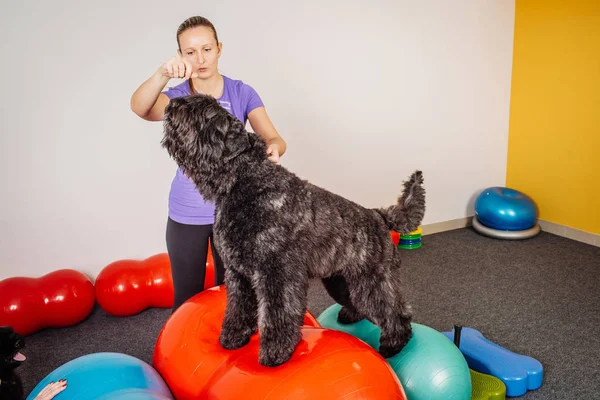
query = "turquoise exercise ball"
xmin=26 ymin=352 xmax=173 ymax=400
xmin=318 ymin=304 xmax=471 ymax=400
xmin=474 ymin=187 xmax=538 ymax=231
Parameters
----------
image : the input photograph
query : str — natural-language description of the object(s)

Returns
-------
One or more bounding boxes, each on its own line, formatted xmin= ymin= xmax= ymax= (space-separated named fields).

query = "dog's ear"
xmin=224 ymin=128 xmax=252 ymax=162
xmin=217 ymin=116 xmax=253 ymax=162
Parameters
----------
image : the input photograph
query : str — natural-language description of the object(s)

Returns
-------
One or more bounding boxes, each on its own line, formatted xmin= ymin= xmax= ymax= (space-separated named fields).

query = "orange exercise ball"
xmin=152 ymin=286 xmax=406 ymax=399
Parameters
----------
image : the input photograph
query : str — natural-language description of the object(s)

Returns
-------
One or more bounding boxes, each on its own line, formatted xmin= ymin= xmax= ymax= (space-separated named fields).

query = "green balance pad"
xmin=470 ymin=369 xmax=506 ymax=400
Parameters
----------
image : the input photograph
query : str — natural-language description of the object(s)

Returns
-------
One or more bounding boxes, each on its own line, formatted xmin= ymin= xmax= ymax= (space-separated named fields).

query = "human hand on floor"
xmin=33 ymin=379 xmax=67 ymax=400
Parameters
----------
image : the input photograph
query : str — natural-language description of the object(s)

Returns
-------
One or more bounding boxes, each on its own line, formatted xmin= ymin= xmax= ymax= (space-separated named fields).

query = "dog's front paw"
xmin=379 ymin=331 xmax=412 ymax=359
xmin=219 ymin=325 xmax=257 ymax=350
xmin=337 ymin=306 xmax=363 ymax=324
xmin=378 ymin=343 xmax=405 ymax=359
xmin=258 ymin=342 xmax=294 ymax=367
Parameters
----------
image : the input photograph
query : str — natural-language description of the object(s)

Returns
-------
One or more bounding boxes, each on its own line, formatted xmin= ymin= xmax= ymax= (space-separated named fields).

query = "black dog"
xmin=0 ymin=326 xmax=25 ymax=400
xmin=0 ymin=327 xmax=66 ymax=400
xmin=161 ymin=94 xmax=426 ymax=367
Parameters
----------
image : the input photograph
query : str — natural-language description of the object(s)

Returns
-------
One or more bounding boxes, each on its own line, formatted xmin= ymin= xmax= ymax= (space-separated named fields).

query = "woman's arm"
xmin=130 ymin=72 xmax=171 ymax=121
xmin=248 ymin=106 xmax=286 ymax=163
xmin=130 ymin=55 xmax=196 ymax=121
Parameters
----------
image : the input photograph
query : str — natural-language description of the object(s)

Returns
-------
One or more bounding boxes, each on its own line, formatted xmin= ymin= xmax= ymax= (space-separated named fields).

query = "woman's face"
xmin=178 ymin=26 xmax=221 ymax=79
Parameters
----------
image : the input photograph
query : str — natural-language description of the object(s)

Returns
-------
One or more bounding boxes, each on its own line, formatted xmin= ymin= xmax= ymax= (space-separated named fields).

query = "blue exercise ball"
xmin=26 ymin=352 xmax=173 ymax=400
xmin=474 ymin=187 xmax=538 ymax=231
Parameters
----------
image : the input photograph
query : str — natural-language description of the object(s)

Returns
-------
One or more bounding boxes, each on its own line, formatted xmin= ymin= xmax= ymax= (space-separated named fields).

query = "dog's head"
xmin=0 ymin=326 xmax=26 ymax=374
xmin=161 ymin=94 xmax=263 ymax=188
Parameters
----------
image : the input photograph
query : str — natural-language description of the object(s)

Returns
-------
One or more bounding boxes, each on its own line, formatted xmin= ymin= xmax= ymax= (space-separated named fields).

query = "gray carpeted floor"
xmin=17 ymin=228 xmax=600 ymax=399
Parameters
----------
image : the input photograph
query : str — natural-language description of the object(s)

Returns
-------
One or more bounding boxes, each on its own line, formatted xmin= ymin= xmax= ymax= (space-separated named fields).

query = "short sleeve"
xmin=243 ymin=85 xmax=265 ymax=119
xmin=162 ymin=81 xmax=191 ymax=100
xmin=162 ymin=86 xmax=187 ymax=100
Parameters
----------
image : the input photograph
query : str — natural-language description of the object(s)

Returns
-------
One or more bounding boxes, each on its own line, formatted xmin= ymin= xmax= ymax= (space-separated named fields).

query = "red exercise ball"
xmin=0 ymin=269 xmax=95 ymax=336
xmin=152 ymin=286 xmax=406 ymax=400
xmin=95 ymin=251 xmax=216 ymax=317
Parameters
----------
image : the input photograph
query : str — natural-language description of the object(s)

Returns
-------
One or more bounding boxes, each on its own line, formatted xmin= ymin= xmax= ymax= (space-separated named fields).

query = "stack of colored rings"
xmin=398 ymin=227 xmax=422 ymax=249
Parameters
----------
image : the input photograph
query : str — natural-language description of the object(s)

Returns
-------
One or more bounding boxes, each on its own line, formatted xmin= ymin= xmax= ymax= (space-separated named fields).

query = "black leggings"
xmin=165 ymin=217 xmax=225 ymax=311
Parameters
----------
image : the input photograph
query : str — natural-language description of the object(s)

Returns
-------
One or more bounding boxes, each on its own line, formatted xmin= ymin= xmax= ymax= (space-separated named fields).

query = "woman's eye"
xmin=204 ymin=48 xmax=211 ymax=52
xmin=187 ymin=52 xmax=193 ymax=55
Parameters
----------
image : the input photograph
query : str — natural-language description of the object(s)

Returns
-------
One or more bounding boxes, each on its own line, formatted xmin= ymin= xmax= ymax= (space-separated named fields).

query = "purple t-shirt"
xmin=162 ymin=75 xmax=264 ymax=225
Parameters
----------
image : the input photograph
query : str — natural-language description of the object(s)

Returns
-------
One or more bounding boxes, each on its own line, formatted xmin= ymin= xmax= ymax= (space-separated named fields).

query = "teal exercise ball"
xmin=318 ymin=304 xmax=471 ymax=400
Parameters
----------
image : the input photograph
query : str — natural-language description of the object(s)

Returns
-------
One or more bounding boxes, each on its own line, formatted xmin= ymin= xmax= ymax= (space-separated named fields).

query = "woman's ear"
xmin=217 ymin=42 xmax=223 ymax=57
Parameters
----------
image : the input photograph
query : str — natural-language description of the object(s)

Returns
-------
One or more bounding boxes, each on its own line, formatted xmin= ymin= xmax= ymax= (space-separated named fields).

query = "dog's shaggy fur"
xmin=161 ymin=94 xmax=426 ymax=367
xmin=0 ymin=326 xmax=25 ymax=400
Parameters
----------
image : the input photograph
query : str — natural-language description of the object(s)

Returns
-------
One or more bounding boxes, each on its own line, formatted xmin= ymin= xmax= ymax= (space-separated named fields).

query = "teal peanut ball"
xmin=318 ymin=303 xmax=471 ymax=400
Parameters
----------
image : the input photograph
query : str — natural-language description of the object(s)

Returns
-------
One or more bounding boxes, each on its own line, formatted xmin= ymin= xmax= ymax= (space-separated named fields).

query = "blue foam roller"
xmin=27 ymin=352 xmax=173 ymax=400
xmin=442 ymin=327 xmax=543 ymax=397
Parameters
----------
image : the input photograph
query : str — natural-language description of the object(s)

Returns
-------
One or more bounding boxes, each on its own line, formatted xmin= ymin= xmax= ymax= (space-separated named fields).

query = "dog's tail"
xmin=377 ymin=170 xmax=425 ymax=234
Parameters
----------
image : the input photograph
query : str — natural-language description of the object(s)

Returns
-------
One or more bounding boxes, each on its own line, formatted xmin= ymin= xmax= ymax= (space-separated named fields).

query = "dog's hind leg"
xmin=253 ymin=268 xmax=308 ymax=367
xmin=321 ymin=274 xmax=363 ymax=324
xmin=349 ymin=273 xmax=412 ymax=359
xmin=219 ymin=268 xmax=258 ymax=350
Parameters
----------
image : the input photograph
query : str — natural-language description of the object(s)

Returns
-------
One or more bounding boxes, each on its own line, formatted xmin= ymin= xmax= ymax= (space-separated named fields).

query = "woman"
xmin=130 ymin=16 xmax=286 ymax=311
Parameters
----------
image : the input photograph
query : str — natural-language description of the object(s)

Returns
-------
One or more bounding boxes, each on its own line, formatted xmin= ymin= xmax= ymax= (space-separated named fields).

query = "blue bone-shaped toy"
xmin=442 ymin=326 xmax=543 ymax=397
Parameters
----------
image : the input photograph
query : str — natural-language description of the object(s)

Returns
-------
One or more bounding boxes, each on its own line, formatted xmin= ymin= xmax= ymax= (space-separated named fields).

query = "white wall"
xmin=0 ymin=0 xmax=515 ymax=280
